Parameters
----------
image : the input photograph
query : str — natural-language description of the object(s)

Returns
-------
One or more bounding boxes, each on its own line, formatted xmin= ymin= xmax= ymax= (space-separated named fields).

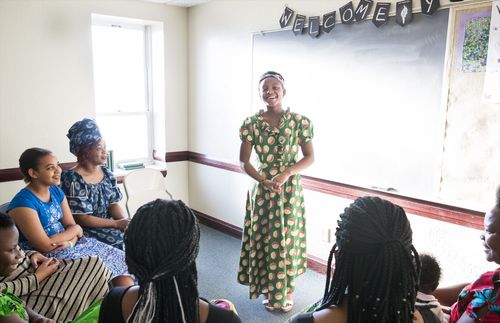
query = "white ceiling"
xmin=141 ymin=0 xmax=212 ymax=7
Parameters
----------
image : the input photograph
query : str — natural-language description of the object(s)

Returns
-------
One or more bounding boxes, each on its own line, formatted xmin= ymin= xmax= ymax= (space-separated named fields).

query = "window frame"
xmin=91 ymin=18 xmax=155 ymax=165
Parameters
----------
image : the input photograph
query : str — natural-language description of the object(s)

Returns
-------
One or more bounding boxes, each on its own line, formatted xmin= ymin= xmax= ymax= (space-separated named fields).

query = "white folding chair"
xmin=122 ymin=168 xmax=173 ymax=217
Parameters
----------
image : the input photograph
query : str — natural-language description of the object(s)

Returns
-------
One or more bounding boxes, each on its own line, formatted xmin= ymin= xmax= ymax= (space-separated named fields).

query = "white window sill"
xmin=113 ymin=161 xmax=167 ymax=182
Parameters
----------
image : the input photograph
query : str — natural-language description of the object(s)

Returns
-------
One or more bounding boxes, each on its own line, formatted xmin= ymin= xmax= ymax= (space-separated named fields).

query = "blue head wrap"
xmin=67 ymin=118 xmax=102 ymax=156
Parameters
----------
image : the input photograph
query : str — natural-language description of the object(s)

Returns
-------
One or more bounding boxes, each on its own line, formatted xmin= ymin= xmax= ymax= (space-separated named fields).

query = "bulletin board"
xmin=439 ymin=3 xmax=500 ymax=210
xmin=252 ymin=9 xmax=450 ymax=204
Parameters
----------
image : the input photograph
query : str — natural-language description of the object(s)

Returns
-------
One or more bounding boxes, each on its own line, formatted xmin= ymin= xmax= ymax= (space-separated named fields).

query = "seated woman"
xmin=61 ymin=118 xmax=128 ymax=250
xmin=7 ymin=147 xmax=127 ymax=276
xmin=0 ymin=211 xmax=111 ymax=322
xmin=98 ymin=199 xmax=242 ymax=323
xmin=438 ymin=186 xmax=500 ymax=322
xmin=290 ymin=196 xmax=423 ymax=323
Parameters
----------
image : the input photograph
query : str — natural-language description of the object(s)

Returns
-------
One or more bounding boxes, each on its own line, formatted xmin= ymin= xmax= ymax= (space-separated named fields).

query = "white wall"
xmin=0 ymin=0 xmax=189 ymax=203
xmin=0 ymin=0 xmax=493 ymax=287
xmin=187 ymin=0 xmax=496 ymax=285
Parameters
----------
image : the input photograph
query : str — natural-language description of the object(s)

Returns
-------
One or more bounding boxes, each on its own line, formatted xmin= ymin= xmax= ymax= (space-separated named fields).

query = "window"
xmin=91 ymin=16 xmax=157 ymax=164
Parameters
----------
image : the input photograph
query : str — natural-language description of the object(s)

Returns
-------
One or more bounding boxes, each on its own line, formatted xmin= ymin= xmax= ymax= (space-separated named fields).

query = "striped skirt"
xmin=0 ymin=250 xmax=112 ymax=322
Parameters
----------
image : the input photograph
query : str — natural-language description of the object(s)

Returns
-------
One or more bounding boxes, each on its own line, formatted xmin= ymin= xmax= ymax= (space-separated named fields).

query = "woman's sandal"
xmin=262 ymin=299 xmax=275 ymax=312
xmin=281 ymin=299 xmax=294 ymax=313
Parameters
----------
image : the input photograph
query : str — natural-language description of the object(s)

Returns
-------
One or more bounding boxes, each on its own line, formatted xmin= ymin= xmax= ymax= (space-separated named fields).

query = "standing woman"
xmin=237 ymin=71 xmax=315 ymax=312
xmin=60 ymin=118 xmax=129 ymax=250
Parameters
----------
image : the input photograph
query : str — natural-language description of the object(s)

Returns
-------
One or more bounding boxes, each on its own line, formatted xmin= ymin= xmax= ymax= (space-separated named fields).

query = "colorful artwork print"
xmin=462 ymin=16 xmax=491 ymax=72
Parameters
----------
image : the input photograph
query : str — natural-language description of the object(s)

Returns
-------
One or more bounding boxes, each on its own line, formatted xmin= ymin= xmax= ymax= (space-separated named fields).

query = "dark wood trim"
xmin=188 ymin=152 xmax=243 ymax=173
xmin=0 ymin=168 xmax=23 ymax=183
xmin=193 ymin=208 xmax=328 ymax=274
xmin=307 ymin=254 xmax=328 ymax=275
xmin=0 ymin=162 xmax=166 ymax=185
xmin=0 ymin=162 xmax=77 ymax=183
xmin=1 ymin=150 xmax=485 ymax=229
xmin=193 ymin=209 xmax=243 ymax=239
xmin=185 ymin=151 xmax=484 ymax=230
xmin=165 ymin=151 xmax=190 ymax=163
xmin=300 ymin=175 xmax=484 ymax=230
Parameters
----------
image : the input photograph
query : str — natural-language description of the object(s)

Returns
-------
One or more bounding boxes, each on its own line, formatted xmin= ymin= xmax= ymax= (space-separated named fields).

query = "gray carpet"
xmin=197 ymin=224 xmax=325 ymax=323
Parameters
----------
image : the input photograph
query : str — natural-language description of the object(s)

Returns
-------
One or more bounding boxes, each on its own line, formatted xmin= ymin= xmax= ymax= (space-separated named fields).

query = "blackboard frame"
xmin=252 ymin=9 xmax=450 ymax=204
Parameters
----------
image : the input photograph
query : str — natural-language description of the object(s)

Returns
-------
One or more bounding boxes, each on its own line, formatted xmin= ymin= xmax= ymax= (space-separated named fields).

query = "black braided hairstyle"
xmin=125 ymin=199 xmax=200 ymax=323
xmin=317 ymin=196 xmax=420 ymax=323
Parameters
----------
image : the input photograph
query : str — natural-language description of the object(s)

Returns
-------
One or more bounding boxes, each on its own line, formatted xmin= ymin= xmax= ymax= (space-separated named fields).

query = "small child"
xmin=416 ymin=253 xmax=450 ymax=323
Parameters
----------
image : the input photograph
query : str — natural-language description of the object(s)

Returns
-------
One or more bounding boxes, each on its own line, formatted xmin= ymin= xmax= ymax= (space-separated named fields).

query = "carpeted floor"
xmin=197 ymin=224 xmax=326 ymax=323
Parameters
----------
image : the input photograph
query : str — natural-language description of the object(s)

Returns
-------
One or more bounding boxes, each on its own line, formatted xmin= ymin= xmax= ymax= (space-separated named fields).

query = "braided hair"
xmin=318 ymin=196 xmax=420 ymax=323
xmin=125 ymin=199 xmax=200 ymax=323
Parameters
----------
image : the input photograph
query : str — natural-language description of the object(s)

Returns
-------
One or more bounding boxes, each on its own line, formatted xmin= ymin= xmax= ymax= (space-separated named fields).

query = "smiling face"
xmin=481 ymin=206 xmax=500 ymax=264
xmin=0 ymin=226 xmax=22 ymax=277
xmin=85 ymin=139 xmax=107 ymax=166
xmin=259 ymin=77 xmax=286 ymax=109
xmin=29 ymin=154 xmax=62 ymax=186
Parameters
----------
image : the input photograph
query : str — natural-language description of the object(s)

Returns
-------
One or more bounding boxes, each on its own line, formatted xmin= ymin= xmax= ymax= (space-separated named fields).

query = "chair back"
xmin=123 ymin=169 xmax=173 ymax=217
xmin=0 ymin=202 xmax=9 ymax=214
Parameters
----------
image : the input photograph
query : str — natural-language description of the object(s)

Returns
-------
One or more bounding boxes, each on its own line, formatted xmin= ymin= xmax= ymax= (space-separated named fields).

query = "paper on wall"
xmin=483 ymin=0 xmax=500 ymax=103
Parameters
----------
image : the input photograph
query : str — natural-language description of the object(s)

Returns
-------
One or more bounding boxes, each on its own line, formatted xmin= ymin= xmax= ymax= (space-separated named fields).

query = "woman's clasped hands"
xmin=263 ymin=171 xmax=291 ymax=194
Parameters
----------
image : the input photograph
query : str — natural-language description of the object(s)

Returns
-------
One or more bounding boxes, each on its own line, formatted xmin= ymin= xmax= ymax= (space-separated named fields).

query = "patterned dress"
xmin=450 ymin=268 xmax=500 ymax=322
xmin=61 ymin=167 xmax=124 ymax=250
xmin=237 ymin=108 xmax=313 ymax=309
xmin=8 ymin=186 xmax=128 ymax=276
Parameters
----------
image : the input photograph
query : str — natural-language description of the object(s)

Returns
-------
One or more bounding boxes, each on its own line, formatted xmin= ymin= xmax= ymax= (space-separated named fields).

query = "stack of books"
xmin=105 ymin=150 xmax=114 ymax=172
xmin=117 ymin=162 xmax=145 ymax=170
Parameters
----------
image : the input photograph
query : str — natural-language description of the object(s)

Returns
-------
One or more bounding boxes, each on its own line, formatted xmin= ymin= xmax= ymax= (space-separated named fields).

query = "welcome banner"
xmin=278 ymin=0 xmax=464 ymax=37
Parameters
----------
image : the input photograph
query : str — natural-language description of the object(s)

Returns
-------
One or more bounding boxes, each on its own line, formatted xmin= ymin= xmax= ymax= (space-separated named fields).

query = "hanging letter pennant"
xmin=340 ymin=2 xmax=356 ymax=25
xmin=420 ymin=0 xmax=440 ymax=16
xmin=322 ymin=11 xmax=336 ymax=33
xmin=372 ymin=2 xmax=391 ymax=27
xmin=293 ymin=14 xmax=306 ymax=35
xmin=309 ymin=16 xmax=320 ymax=38
xmin=396 ymin=0 xmax=413 ymax=26
xmin=280 ymin=7 xmax=294 ymax=28
xmin=355 ymin=0 xmax=373 ymax=22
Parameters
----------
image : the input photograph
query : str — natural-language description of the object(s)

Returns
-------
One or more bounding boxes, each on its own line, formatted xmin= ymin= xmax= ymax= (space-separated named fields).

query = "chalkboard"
xmin=252 ymin=9 xmax=450 ymax=202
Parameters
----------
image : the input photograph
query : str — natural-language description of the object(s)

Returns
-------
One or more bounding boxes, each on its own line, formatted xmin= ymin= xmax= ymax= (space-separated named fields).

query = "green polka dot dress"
xmin=237 ymin=108 xmax=313 ymax=309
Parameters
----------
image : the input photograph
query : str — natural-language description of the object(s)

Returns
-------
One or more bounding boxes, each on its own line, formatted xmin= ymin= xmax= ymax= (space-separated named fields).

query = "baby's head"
xmin=418 ymin=253 xmax=441 ymax=294
xmin=0 ymin=212 xmax=22 ymax=277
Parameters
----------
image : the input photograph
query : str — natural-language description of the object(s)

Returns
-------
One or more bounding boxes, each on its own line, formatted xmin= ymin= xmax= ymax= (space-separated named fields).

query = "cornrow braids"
xmin=318 ymin=196 xmax=420 ymax=323
xmin=125 ymin=199 xmax=200 ymax=323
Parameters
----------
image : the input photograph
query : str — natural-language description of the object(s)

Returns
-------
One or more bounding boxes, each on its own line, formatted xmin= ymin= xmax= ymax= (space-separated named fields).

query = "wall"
xmin=0 ymin=0 xmax=189 ymax=203
xmin=0 ymin=0 xmax=495 ymax=286
xmin=187 ymin=0 xmax=497 ymax=285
